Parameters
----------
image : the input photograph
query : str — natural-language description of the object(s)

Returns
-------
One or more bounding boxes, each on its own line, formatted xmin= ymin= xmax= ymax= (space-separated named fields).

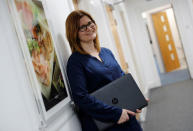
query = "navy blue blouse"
xmin=67 ymin=47 xmax=125 ymax=124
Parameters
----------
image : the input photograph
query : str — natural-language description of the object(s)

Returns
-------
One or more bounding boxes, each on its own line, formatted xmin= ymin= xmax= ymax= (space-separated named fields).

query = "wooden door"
xmin=152 ymin=11 xmax=180 ymax=72
xmin=105 ymin=5 xmax=128 ymax=73
xmin=72 ymin=0 xmax=79 ymax=10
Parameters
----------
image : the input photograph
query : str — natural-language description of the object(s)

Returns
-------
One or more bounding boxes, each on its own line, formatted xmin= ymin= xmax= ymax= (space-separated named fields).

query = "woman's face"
xmin=78 ymin=16 xmax=96 ymax=43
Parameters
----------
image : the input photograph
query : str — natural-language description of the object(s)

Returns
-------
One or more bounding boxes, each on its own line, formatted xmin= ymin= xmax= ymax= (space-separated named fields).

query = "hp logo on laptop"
xmin=112 ymin=98 xmax=119 ymax=104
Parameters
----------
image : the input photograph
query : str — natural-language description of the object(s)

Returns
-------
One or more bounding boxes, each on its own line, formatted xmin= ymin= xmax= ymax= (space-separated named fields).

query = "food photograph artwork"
xmin=13 ymin=0 xmax=68 ymax=111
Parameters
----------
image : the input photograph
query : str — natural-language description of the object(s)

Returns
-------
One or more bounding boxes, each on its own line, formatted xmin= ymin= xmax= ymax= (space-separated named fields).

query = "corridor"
xmin=1 ymin=0 xmax=193 ymax=130
xmin=143 ymin=80 xmax=193 ymax=131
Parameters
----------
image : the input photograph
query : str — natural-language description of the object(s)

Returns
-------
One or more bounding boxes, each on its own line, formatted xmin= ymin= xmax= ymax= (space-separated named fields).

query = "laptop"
xmin=91 ymin=73 xmax=148 ymax=130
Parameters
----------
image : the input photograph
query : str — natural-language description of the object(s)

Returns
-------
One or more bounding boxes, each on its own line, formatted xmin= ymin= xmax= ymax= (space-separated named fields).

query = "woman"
xmin=66 ymin=10 xmax=143 ymax=131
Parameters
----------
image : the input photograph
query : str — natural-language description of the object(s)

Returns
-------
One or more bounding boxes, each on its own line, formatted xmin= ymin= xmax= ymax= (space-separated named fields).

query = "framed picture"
xmin=7 ymin=0 xmax=71 ymax=124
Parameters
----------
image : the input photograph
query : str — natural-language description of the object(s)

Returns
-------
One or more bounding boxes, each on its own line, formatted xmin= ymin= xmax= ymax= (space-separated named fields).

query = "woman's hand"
xmin=136 ymin=109 xmax=142 ymax=113
xmin=117 ymin=109 xmax=135 ymax=124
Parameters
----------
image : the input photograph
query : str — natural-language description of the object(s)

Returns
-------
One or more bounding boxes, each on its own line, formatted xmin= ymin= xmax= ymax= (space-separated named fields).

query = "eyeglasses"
xmin=79 ymin=21 xmax=95 ymax=32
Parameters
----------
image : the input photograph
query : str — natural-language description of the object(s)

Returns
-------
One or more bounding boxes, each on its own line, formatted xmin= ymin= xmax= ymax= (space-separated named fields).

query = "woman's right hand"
xmin=117 ymin=109 xmax=136 ymax=124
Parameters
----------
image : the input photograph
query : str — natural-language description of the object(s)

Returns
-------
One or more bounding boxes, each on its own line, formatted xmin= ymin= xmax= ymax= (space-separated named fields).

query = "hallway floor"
xmin=143 ymin=79 xmax=193 ymax=131
xmin=160 ymin=69 xmax=190 ymax=86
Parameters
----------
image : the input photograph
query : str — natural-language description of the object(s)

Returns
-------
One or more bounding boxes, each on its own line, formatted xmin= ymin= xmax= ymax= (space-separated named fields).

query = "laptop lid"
xmin=91 ymin=73 xmax=148 ymax=112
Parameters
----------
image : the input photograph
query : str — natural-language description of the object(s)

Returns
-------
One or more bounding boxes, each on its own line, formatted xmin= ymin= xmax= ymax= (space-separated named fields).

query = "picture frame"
xmin=7 ymin=0 xmax=71 ymax=125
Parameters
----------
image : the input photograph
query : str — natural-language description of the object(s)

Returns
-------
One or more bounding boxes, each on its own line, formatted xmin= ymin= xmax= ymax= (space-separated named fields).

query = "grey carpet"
xmin=143 ymin=80 xmax=193 ymax=131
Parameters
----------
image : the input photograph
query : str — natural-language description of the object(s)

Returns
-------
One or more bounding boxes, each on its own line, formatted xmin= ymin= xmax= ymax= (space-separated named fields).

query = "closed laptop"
xmin=91 ymin=73 xmax=148 ymax=130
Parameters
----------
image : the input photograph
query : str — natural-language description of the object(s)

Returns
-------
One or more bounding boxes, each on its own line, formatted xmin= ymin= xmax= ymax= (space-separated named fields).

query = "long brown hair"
xmin=65 ymin=10 xmax=100 ymax=54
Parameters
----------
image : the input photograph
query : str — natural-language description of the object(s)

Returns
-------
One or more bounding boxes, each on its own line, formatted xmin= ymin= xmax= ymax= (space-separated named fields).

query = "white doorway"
xmin=142 ymin=5 xmax=191 ymax=86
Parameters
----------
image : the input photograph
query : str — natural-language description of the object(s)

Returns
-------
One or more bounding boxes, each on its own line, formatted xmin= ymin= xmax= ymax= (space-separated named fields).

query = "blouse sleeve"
xmin=67 ymin=56 xmax=122 ymax=123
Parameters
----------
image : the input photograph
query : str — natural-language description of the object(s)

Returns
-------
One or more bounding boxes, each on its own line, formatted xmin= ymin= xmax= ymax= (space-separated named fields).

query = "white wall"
xmin=112 ymin=3 xmax=142 ymax=90
xmin=0 ymin=0 xmax=82 ymax=131
xmin=172 ymin=0 xmax=193 ymax=78
xmin=1 ymin=1 xmax=40 ymax=130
